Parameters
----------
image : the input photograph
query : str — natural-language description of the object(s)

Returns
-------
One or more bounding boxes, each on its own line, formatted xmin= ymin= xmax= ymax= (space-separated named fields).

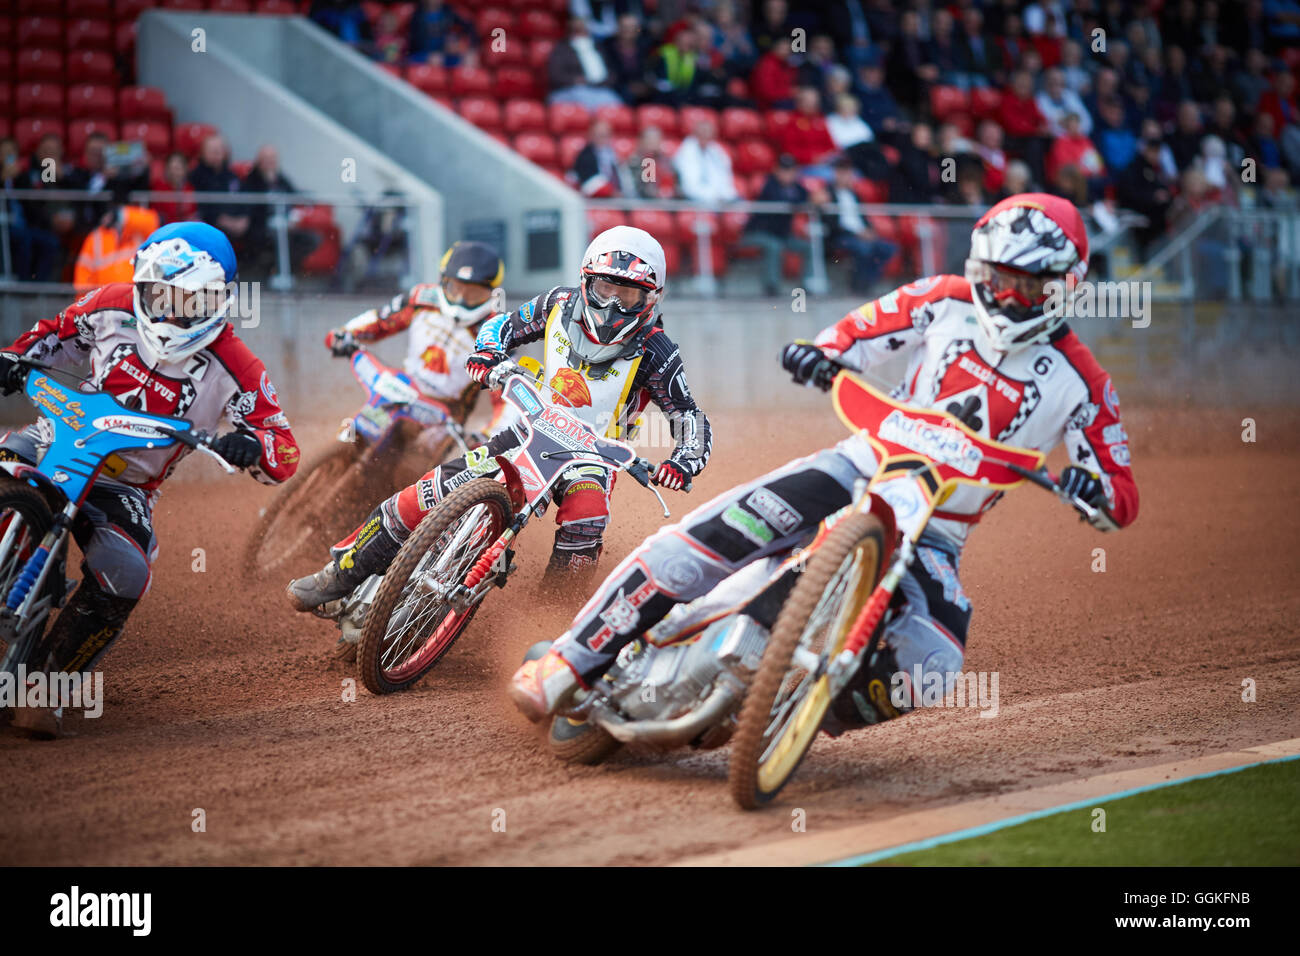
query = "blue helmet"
xmin=131 ymin=222 xmax=239 ymax=364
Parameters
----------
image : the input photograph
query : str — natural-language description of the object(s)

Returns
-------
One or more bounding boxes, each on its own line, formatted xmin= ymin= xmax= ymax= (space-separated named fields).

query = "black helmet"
xmin=438 ymin=240 xmax=506 ymax=324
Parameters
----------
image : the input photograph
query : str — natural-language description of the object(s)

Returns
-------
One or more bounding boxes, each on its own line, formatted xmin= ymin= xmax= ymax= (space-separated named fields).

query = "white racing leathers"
xmin=547 ymin=274 xmax=1139 ymax=720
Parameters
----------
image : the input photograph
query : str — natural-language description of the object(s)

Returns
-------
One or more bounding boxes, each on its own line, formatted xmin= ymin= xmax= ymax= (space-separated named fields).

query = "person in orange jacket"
xmin=73 ymin=205 xmax=160 ymax=292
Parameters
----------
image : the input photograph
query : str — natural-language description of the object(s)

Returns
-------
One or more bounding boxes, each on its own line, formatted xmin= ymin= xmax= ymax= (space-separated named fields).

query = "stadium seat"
xmin=636 ymin=104 xmax=679 ymax=137
xmin=377 ymin=63 xmax=402 ymax=79
xmin=558 ymin=133 xmax=586 ymax=170
xmin=854 ymin=178 xmax=889 ymax=203
xmin=0 ymin=54 xmax=10 ymax=85
xmin=660 ymin=135 xmax=682 ymax=155
xmin=611 ymin=134 xmax=637 ymax=160
xmin=482 ymin=37 xmax=529 ymax=68
xmin=630 ymin=209 xmax=678 ymax=243
xmin=174 ymin=122 xmax=219 ymax=159
xmin=160 ymin=0 xmax=207 ymax=11
xmin=116 ymin=0 xmax=157 ymax=18
xmin=119 ymin=86 xmax=172 ymax=122
xmin=405 ymin=63 xmax=449 ymax=95
xmin=587 ymin=207 xmax=628 ymax=238
xmin=15 ymin=84 xmax=64 ymax=119
xmin=457 ymin=96 xmax=503 ymax=130
xmin=121 ymin=120 xmax=173 ymax=155
xmin=450 ymin=67 xmax=494 ymax=97
xmin=595 ymin=104 xmax=636 ymax=134
xmin=67 ymin=19 xmax=115 ymax=51
xmin=16 ymin=19 xmax=64 ymax=50
xmin=502 ymin=98 xmax=547 ymax=134
xmin=16 ymin=50 xmax=64 ymax=84
xmin=733 ymin=139 xmax=776 ymax=175
xmin=929 ymin=85 xmax=969 ymax=122
xmin=547 ymin=101 xmax=591 ymax=135
xmin=67 ymin=0 xmax=116 ymax=16
xmin=764 ymin=110 xmax=793 ymax=139
xmin=230 ymin=160 xmax=253 ymax=178
xmin=679 ymin=106 xmax=719 ymax=135
xmin=971 ymin=86 xmax=1002 ymax=120
xmin=494 ymin=67 xmax=537 ymax=99
xmin=475 ymin=8 xmax=516 ymax=38
xmin=69 ymin=119 xmax=118 ymax=158
xmin=0 ymin=20 xmax=10 ymax=49
xmin=66 ymin=51 xmax=116 ymax=84
xmin=518 ymin=10 xmax=563 ymax=41
xmin=15 ymin=118 xmax=65 ymax=155
xmin=513 ymin=131 xmax=558 ymax=166
xmin=115 ymin=22 xmax=139 ymax=57
xmin=0 ymin=84 xmax=10 ymax=116
xmin=296 ymin=205 xmax=342 ymax=276
xmin=209 ymin=0 xmax=255 ymax=11
xmin=720 ymin=107 xmax=763 ymax=140
xmin=528 ymin=39 xmax=555 ymax=70
xmin=67 ymin=85 xmax=117 ymax=120
xmin=362 ymin=1 xmax=416 ymax=33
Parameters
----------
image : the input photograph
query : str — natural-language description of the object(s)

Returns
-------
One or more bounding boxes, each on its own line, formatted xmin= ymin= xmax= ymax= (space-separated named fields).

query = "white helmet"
xmin=132 ymin=221 xmax=237 ymax=364
xmin=965 ymin=193 xmax=1089 ymax=354
xmin=570 ymin=225 xmax=666 ymax=364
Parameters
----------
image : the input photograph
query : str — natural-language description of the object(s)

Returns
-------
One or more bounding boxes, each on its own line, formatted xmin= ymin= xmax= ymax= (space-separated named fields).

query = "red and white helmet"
xmin=572 ymin=226 xmax=665 ymax=364
xmin=965 ymin=193 xmax=1089 ymax=353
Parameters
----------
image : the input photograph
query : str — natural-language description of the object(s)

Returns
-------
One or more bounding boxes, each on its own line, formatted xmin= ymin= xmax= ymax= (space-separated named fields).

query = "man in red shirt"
xmin=778 ymin=86 xmax=839 ymax=168
xmin=998 ymin=69 xmax=1049 ymax=181
xmin=751 ymin=36 xmax=796 ymax=110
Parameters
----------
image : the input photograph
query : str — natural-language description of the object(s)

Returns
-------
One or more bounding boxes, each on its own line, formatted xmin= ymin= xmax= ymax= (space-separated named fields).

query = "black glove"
xmin=466 ymin=349 xmax=508 ymax=385
xmin=211 ymin=431 xmax=263 ymax=469
xmin=653 ymin=459 xmax=690 ymax=491
xmin=781 ymin=342 xmax=839 ymax=391
xmin=325 ymin=329 xmax=357 ymax=357
xmin=0 ymin=353 xmax=27 ymax=396
xmin=1059 ymin=466 xmax=1107 ymax=509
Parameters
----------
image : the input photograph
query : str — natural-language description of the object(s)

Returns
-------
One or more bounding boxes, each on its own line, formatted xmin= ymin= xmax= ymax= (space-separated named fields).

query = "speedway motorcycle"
xmin=317 ymin=359 xmax=676 ymax=695
xmin=530 ymin=369 xmax=1106 ymax=809
xmin=0 ymin=357 xmax=234 ymax=688
xmin=245 ymin=345 xmax=473 ymax=576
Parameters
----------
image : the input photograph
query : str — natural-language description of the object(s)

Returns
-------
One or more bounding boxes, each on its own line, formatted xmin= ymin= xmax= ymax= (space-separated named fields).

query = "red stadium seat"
xmin=405 ymin=63 xmax=449 ymax=95
xmin=119 ymin=86 xmax=172 ymax=122
xmin=558 ymin=133 xmax=586 ymax=170
xmin=513 ymin=131 xmax=558 ymax=166
xmin=17 ymin=19 xmax=64 ymax=49
xmin=257 ymin=0 xmax=303 ymax=12
xmin=720 ymin=107 xmax=763 ymax=140
xmin=15 ymin=118 xmax=66 ymax=155
xmin=174 ymin=122 xmax=219 ymax=160
xmin=449 ymin=66 xmax=494 ymax=97
xmin=970 ymin=86 xmax=1002 ymax=120
xmin=67 ymin=0 xmax=116 ymax=16
xmin=69 ymin=119 xmax=119 ymax=159
xmin=636 ymin=104 xmax=679 ymax=137
xmin=67 ymin=85 xmax=117 ymax=120
xmin=595 ymin=104 xmax=635 ymax=134
xmin=494 ymin=67 xmax=537 ymax=99
xmin=115 ymin=22 xmax=139 ymax=57
xmin=587 ymin=207 xmax=628 ymax=237
xmin=528 ymin=39 xmax=556 ymax=70
xmin=764 ymin=110 xmax=793 ymax=139
xmin=0 ymin=20 xmax=10 ymax=49
xmin=230 ymin=160 xmax=253 ymax=178
xmin=377 ymin=63 xmax=403 ymax=79
xmin=503 ymin=98 xmax=547 ymax=133
xmin=475 ymin=8 xmax=516 ymax=38
xmin=733 ymin=138 xmax=776 ymax=175
xmin=457 ymin=96 xmax=503 ymax=130
xmin=929 ymin=85 xmax=969 ymax=122
xmin=121 ymin=120 xmax=173 ymax=155
xmin=209 ymin=0 xmax=255 ymax=11
xmin=679 ymin=106 xmax=719 ymax=135
xmin=518 ymin=10 xmax=563 ymax=40
xmin=16 ymin=50 xmax=64 ymax=84
xmin=548 ymin=101 xmax=591 ymax=135
xmin=160 ymin=0 xmax=207 ymax=11
xmin=0 ymin=54 xmax=10 ymax=84
xmin=629 ymin=209 xmax=678 ymax=243
xmin=854 ymin=178 xmax=889 ymax=203
xmin=66 ymin=51 xmax=116 ymax=84
xmin=67 ymin=19 xmax=115 ymax=50
xmin=0 ymin=84 xmax=11 ymax=117
xmin=610 ymin=134 xmax=636 ymax=160
xmin=482 ymin=37 xmax=529 ymax=68
xmin=15 ymin=84 xmax=64 ymax=119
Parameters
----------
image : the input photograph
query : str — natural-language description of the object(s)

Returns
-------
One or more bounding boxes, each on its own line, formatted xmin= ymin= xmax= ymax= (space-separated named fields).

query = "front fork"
xmin=0 ymin=500 xmax=75 ymax=672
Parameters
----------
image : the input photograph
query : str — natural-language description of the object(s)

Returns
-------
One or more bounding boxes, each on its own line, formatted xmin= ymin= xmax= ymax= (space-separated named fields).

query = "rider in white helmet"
xmin=287 ymin=225 xmax=712 ymax=614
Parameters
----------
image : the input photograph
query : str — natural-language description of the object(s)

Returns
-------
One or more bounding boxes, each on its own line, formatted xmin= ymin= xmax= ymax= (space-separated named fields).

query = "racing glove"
xmin=1060 ymin=465 xmax=1110 ymax=516
xmin=466 ymin=349 xmax=508 ymax=385
xmin=324 ymin=328 xmax=357 ymax=357
xmin=0 ymin=353 xmax=26 ymax=396
xmin=781 ymin=341 xmax=839 ymax=391
xmin=653 ymin=459 xmax=690 ymax=491
xmin=211 ymin=431 xmax=263 ymax=469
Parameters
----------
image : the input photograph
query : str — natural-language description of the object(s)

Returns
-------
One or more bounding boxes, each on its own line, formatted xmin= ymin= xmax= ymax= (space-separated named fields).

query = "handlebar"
xmin=1001 ymin=461 xmax=1107 ymax=526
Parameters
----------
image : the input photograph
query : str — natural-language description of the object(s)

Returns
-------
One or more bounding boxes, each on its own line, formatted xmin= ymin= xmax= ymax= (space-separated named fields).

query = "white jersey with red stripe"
xmin=813 ymin=274 xmax=1139 ymax=551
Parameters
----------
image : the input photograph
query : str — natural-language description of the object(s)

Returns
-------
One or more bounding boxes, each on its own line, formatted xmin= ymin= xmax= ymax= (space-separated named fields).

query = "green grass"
xmin=871 ymin=759 xmax=1300 ymax=866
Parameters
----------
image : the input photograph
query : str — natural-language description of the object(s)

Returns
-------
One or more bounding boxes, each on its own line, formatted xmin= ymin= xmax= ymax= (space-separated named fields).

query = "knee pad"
xmin=83 ymin=526 xmax=154 ymax=600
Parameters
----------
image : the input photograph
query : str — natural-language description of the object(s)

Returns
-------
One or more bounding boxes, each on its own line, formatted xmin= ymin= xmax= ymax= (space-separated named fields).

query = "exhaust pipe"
xmin=596 ymin=682 xmax=740 ymax=748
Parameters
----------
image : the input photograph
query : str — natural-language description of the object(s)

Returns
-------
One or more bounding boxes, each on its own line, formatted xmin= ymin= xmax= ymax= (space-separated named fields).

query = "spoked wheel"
xmin=729 ymin=512 xmax=886 ymax=810
xmin=243 ymin=443 xmax=370 ymax=577
xmin=357 ymin=478 xmax=513 ymax=694
xmin=0 ymin=477 xmax=56 ymax=669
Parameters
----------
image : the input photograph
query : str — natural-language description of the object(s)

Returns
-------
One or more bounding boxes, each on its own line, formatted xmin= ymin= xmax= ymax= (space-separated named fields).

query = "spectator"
xmin=150 ymin=151 xmax=198 ymax=224
xmin=949 ymin=154 xmax=990 ymax=206
xmin=930 ymin=9 xmax=968 ymax=87
xmin=1231 ymin=49 xmax=1272 ymax=114
xmin=68 ymin=132 xmax=150 ymax=229
xmin=571 ymin=0 xmax=645 ymax=42
xmin=2 ymin=136 xmax=62 ymax=282
xmin=999 ymin=70 xmax=1049 ymax=179
xmin=711 ymin=0 xmax=757 ymax=77
xmin=1140 ymin=117 xmax=1180 ymax=180
xmin=241 ymin=145 xmax=319 ymax=279
xmin=1250 ymin=111 xmax=1284 ymax=169
xmin=1220 ymin=0 xmax=1268 ymax=55
xmin=1257 ymin=71 xmax=1299 ymax=135
xmin=854 ymin=55 xmax=901 ymax=141
xmin=624 ymin=125 xmax=675 ymax=198
xmin=309 ymin=0 xmax=371 ymax=47
xmin=826 ymin=156 xmax=896 ymax=294
xmin=779 ymin=87 xmax=838 ymax=170
xmin=73 ymin=205 xmax=159 ymax=292
xmin=1191 ymin=45 xmax=1234 ymax=105
xmin=1168 ymin=101 xmax=1206 ymax=171
xmin=973 ymin=119 xmax=1009 ymax=195
xmin=673 ymin=118 xmax=739 ymax=203
xmin=408 ymin=0 xmax=475 ymax=65
xmin=1117 ymin=135 xmax=1174 ymax=252
xmin=601 ymin=13 xmax=652 ymax=105
xmin=1206 ymin=95 xmax=1250 ymax=169
xmin=744 ymin=154 xmax=811 ymax=296
xmin=371 ymin=8 xmax=409 ymax=64
xmin=955 ymin=8 xmax=999 ymax=86
xmin=548 ymin=17 xmax=624 ymax=109
xmin=649 ymin=20 xmax=703 ymax=107
xmin=571 ymin=118 xmax=629 ymax=197
xmin=1258 ymin=165 xmax=1295 ymax=210
xmin=826 ymin=93 xmax=874 ymax=152
xmin=890 ymin=122 xmax=943 ymax=203
xmin=798 ymin=34 xmax=839 ymax=97
xmin=886 ymin=10 xmax=938 ymax=112
xmin=996 ymin=159 xmax=1034 ymax=200
xmin=751 ymin=36 xmax=797 ymax=110
xmin=1154 ymin=46 xmax=1195 ymax=122
xmin=1083 ymin=66 xmax=1122 ymax=127
xmin=995 ymin=14 xmax=1031 ymax=77
xmin=1196 ymin=135 xmax=1237 ymax=200
xmin=751 ymin=0 xmax=793 ymax=54
xmin=1058 ymin=40 xmax=1092 ymax=96
xmin=1037 ymin=68 xmax=1093 ymax=137
xmin=821 ymin=65 xmax=854 ymax=114
xmin=1046 ymin=112 xmax=1106 ymax=198
xmin=20 ymin=135 xmax=81 ymax=264
xmin=188 ymin=134 xmax=249 ymax=245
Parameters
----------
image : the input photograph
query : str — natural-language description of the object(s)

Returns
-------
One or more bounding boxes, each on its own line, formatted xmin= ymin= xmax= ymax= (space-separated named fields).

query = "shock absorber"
xmin=463 ymin=529 xmax=516 ymax=590
xmin=7 ymin=546 xmax=50 ymax=611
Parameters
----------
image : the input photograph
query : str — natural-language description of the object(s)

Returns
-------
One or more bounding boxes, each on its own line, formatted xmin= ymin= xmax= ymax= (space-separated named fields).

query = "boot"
xmin=286 ymin=512 xmax=404 ymax=612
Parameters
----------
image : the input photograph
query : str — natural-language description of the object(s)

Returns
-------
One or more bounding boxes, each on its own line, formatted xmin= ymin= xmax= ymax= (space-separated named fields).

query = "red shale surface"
xmin=1 ymin=405 xmax=1297 ymax=865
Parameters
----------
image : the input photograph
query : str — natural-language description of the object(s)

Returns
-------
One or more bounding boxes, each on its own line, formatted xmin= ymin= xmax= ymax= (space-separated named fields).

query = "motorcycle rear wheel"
xmin=547 ymin=714 xmax=622 ymax=764
xmin=728 ymin=511 xmax=886 ymax=810
xmin=357 ymin=478 xmax=513 ymax=694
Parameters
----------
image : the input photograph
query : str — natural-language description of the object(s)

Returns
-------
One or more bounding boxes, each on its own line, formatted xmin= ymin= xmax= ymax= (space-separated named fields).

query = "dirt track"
xmin=1 ymin=405 xmax=1298 ymax=865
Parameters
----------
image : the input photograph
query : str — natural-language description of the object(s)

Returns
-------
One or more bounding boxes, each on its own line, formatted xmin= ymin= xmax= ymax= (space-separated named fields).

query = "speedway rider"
xmin=0 ymin=222 xmax=299 ymax=737
xmin=508 ymin=194 xmax=1139 ymax=729
xmin=286 ymin=225 xmax=712 ymax=610
xmin=323 ymin=240 xmax=513 ymax=444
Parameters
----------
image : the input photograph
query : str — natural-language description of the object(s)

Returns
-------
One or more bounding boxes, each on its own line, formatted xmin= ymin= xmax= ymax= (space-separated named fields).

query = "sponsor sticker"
xmin=745 ymin=488 xmax=801 ymax=535
xmin=510 ymin=382 xmax=542 ymax=415
xmin=722 ymin=504 xmax=773 ymax=546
